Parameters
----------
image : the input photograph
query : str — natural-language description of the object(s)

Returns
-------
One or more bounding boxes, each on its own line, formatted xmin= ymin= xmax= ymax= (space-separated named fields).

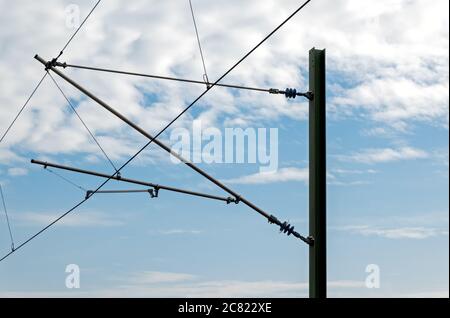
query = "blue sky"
xmin=0 ymin=0 xmax=448 ymax=297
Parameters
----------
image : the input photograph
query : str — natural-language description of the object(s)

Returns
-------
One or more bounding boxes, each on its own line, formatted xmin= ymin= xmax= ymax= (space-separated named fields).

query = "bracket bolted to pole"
xmin=309 ymin=48 xmax=327 ymax=299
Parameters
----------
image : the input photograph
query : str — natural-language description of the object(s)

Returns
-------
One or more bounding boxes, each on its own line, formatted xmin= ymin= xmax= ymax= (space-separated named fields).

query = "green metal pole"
xmin=309 ymin=48 xmax=326 ymax=299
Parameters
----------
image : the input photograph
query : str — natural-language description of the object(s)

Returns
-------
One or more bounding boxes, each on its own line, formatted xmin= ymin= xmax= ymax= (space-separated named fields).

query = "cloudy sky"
xmin=0 ymin=0 xmax=448 ymax=297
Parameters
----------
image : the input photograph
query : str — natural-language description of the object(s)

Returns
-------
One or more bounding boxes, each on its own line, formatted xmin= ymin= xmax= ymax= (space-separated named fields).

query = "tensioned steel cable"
xmin=0 ymin=0 xmax=312 ymax=263
xmin=55 ymin=63 xmax=313 ymax=99
xmin=189 ymin=0 xmax=210 ymax=86
xmin=48 ymin=72 xmax=119 ymax=173
xmin=54 ymin=0 xmax=102 ymax=61
xmin=0 ymin=73 xmax=48 ymax=144
xmin=44 ymin=167 xmax=87 ymax=193
xmin=0 ymin=185 xmax=15 ymax=251
xmin=0 ymin=0 xmax=102 ymax=258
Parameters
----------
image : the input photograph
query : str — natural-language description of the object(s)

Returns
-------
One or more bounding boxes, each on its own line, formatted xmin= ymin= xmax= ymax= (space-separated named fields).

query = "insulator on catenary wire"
xmin=279 ymin=221 xmax=295 ymax=236
xmin=269 ymin=88 xmax=313 ymax=100
xmin=285 ymin=88 xmax=297 ymax=98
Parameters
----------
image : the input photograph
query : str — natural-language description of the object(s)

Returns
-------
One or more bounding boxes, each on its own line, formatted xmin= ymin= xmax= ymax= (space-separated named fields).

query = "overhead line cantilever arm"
xmin=35 ymin=54 xmax=312 ymax=245
xmin=31 ymin=159 xmax=237 ymax=203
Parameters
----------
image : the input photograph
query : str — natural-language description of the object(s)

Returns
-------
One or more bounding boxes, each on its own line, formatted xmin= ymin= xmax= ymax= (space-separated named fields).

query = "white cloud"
xmin=0 ymin=276 xmax=366 ymax=298
xmin=225 ymin=167 xmax=375 ymax=185
xmin=337 ymin=146 xmax=428 ymax=164
xmin=103 ymin=271 xmax=366 ymax=297
xmin=332 ymin=78 xmax=449 ymax=127
xmin=0 ymin=148 xmax=24 ymax=165
xmin=333 ymin=211 xmax=449 ymax=239
xmin=128 ymin=271 xmax=196 ymax=284
xmin=328 ymin=180 xmax=371 ymax=187
xmin=337 ymin=225 xmax=448 ymax=239
xmin=332 ymin=168 xmax=377 ymax=175
xmin=224 ymin=167 xmax=308 ymax=184
xmin=7 ymin=167 xmax=28 ymax=176
xmin=0 ymin=0 xmax=448 ymax=167
xmin=3 ymin=282 xmax=447 ymax=298
xmin=14 ymin=211 xmax=123 ymax=227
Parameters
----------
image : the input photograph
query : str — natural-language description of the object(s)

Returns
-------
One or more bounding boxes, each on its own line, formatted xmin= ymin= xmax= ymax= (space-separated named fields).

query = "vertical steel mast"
xmin=309 ymin=48 xmax=327 ymax=298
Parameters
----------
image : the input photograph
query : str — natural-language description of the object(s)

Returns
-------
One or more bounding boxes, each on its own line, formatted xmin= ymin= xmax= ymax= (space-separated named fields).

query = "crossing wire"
xmin=1 ymin=0 xmax=102 ymax=144
xmin=0 ymin=73 xmax=47 ymax=144
xmin=0 ymin=0 xmax=103 ymax=258
xmin=0 ymin=185 xmax=15 ymax=251
xmin=0 ymin=0 xmax=313 ymax=263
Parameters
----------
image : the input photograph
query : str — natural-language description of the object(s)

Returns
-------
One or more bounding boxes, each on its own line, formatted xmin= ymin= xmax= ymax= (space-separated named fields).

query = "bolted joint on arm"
xmin=34 ymin=54 xmax=66 ymax=71
xmin=148 ymin=186 xmax=159 ymax=198
xmin=226 ymin=196 xmax=240 ymax=204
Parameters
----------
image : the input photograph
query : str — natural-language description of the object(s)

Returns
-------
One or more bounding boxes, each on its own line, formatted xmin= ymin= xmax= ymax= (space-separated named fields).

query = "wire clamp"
xmin=203 ymin=74 xmax=211 ymax=89
xmin=85 ymin=190 xmax=93 ymax=199
xmin=57 ymin=61 xmax=67 ymax=68
xmin=269 ymin=88 xmax=280 ymax=94
xmin=148 ymin=186 xmax=159 ymax=198
xmin=45 ymin=58 xmax=58 ymax=70
xmin=44 ymin=58 xmax=67 ymax=70
xmin=45 ymin=59 xmax=55 ymax=70
xmin=226 ymin=196 xmax=240 ymax=204
xmin=268 ymin=214 xmax=279 ymax=224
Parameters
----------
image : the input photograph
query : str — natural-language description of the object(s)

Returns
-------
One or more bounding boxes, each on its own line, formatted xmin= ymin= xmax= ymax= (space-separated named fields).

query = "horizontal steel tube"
xmin=31 ymin=159 xmax=233 ymax=203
